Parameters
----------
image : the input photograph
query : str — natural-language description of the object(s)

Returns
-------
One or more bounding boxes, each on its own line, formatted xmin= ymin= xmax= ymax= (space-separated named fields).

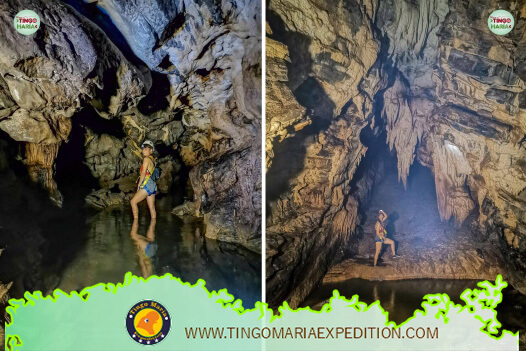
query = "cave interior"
xmin=265 ymin=1 xmax=526 ymax=331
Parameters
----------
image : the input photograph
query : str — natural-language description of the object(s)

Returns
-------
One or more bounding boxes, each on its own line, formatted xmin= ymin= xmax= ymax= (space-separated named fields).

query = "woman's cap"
xmin=141 ymin=140 xmax=155 ymax=151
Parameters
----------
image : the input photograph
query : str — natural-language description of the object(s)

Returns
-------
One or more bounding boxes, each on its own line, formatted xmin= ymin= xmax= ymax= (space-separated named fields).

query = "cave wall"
xmin=378 ymin=0 xmax=526 ymax=294
xmin=266 ymin=0 xmax=526 ymax=308
xmin=266 ymin=0 xmax=383 ymax=307
xmin=0 ymin=0 xmax=149 ymax=205
xmin=0 ymin=0 xmax=261 ymax=250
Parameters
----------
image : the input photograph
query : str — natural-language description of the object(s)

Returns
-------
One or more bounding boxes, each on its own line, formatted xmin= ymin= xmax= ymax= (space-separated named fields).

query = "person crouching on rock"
xmin=130 ymin=140 xmax=157 ymax=219
xmin=374 ymin=210 xmax=400 ymax=266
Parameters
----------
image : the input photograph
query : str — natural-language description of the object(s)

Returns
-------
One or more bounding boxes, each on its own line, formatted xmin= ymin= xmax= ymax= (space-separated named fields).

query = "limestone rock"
xmin=265 ymin=36 xmax=307 ymax=169
xmin=190 ymin=147 xmax=261 ymax=252
xmin=0 ymin=0 xmax=261 ymax=250
xmin=0 ymin=0 xmax=148 ymax=201
xmin=85 ymin=189 xmax=132 ymax=209
xmin=171 ymin=200 xmax=196 ymax=217
xmin=267 ymin=0 xmax=526 ymax=308
xmin=266 ymin=0 xmax=383 ymax=308
xmin=85 ymin=133 xmax=137 ymax=189
xmin=94 ymin=0 xmax=262 ymax=249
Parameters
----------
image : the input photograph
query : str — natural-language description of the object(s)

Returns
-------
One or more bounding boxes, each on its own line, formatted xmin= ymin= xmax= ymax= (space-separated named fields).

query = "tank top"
xmin=140 ymin=156 xmax=154 ymax=176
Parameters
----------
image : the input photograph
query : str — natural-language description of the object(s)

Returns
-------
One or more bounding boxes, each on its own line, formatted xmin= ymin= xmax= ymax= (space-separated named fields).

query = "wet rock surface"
xmin=190 ymin=147 xmax=261 ymax=252
xmin=0 ymin=0 xmax=261 ymax=250
xmin=266 ymin=0 xmax=526 ymax=309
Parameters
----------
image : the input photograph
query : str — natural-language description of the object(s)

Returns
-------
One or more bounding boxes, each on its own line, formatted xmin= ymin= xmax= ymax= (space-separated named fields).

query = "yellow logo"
xmin=126 ymin=300 xmax=171 ymax=345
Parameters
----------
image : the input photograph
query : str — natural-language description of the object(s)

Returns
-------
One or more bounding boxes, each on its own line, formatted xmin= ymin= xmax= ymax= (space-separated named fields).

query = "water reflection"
xmin=130 ymin=219 xmax=157 ymax=279
xmin=54 ymin=197 xmax=261 ymax=307
xmin=302 ymin=278 xmax=526 ymax=341
xmin=303 ymin=279 xmax=486 ymax=324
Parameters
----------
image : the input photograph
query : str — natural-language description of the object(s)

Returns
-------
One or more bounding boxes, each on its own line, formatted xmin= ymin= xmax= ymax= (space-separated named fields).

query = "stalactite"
xmin=430 ymin=137 xmax=475 ymax=223
xmin=331 ymin=196 xmax=358 ymax=240
xmin=24 ymin=142 xmax=62 ymax=206
xmin=383 ymin=78 xmax=432 ymax=188
xmin=266 ymin=0 xmax=526 ymax=306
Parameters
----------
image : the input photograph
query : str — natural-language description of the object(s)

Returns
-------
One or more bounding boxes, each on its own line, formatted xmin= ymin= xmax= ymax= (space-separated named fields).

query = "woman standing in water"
xmin=374 ymin=210 xmax=400 ymax=266
xmin=130 ymin=140 xmax=157 ymax=219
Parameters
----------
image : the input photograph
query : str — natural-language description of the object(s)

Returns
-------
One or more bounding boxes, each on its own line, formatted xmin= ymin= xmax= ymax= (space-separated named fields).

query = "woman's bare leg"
xmin=131 ymin=218 xmax=139 ymax=237
xmin=146 ymin=218 xmax=157 ymax=240
xmin=384 ymin=238 xmax=396 ymax=256
xmin=374 ymin=242 xmax=382 ymax=266
xmin=130 ymin=190 xmax=148 ymax=219
xmin=146 ymin=193 xmax=156 ymax=219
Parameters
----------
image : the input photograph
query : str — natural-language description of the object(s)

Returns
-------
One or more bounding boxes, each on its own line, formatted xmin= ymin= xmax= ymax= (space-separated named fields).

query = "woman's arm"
xmin=137 ymin=158 xmax=149 ymax=191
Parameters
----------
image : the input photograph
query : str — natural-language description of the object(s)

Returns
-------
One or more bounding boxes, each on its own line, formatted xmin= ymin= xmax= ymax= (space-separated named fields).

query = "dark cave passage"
xmin=55 ymin=107 xmax=105 ymax=205
xmin=334 ymin=128 xmax=505 ymax=277
xmin=0 ymin=130 xmax=90 ymax=301
xmin=355 ymin=157 xmax=457 ymax=259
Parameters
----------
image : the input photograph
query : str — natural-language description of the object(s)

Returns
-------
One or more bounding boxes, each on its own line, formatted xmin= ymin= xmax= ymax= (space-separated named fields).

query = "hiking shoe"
xmin=392 ymin=254 xmax=401 ymax=258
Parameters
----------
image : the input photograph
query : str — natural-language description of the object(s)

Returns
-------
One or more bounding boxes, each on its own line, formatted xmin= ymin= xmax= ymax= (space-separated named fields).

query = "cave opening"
xmin=55 ymin=106 xmax=115 ymax=204
xmin=137 ymin=72 xmax=172 ymax=115
xmin=343 ymin=116 xmax=464 ymax=265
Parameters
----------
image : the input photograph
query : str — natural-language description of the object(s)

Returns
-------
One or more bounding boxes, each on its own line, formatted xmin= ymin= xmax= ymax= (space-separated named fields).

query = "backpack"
xmin=148 ymin=156 xmax=162 ymax=181
xmin=150 ymin=165 xmax=162 ymax=181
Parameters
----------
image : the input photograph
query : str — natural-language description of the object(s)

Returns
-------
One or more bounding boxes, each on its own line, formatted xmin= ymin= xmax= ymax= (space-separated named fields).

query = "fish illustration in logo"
xmin=135 ymin=310 xmax=160 ymax=335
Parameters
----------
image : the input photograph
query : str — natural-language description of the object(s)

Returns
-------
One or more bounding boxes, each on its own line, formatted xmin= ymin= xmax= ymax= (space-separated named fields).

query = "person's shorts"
xmin=140 ymin=178 xmax=157 ymax=196
xmin=145 ymin=242 xmax=157 ymax=258
xmin=375 ymin=235 xmax=385 ymax=243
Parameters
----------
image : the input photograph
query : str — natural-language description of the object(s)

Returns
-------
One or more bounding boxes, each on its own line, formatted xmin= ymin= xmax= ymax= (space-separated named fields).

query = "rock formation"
xmin=0 ymin=0 xmax=261 ymax=250
xmin=266 ymin=0 xmax=526 ymax=309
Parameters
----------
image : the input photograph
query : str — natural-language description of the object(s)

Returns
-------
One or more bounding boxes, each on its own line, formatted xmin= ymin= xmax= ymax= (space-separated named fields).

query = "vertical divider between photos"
xmin=261 ymin=0 xmax=267 ymax=306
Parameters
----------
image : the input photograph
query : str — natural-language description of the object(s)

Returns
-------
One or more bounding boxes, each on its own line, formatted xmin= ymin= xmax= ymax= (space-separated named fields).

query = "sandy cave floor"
xmin=325 ymin=162 xmax=507 ymax=283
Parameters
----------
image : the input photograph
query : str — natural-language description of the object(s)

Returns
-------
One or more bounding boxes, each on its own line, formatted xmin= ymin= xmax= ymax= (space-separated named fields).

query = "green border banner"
xmin=5 ymin=274 xmax=519 ymax=350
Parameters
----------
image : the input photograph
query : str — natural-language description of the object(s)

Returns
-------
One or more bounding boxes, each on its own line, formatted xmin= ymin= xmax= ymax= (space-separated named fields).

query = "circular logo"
xmin=13 ymin=10 xmax=40 ymax=35
xmin=126 ymin=300 xmax=171 ymax=345
xmin=488 ymin=10 xmax=514 ymax=35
